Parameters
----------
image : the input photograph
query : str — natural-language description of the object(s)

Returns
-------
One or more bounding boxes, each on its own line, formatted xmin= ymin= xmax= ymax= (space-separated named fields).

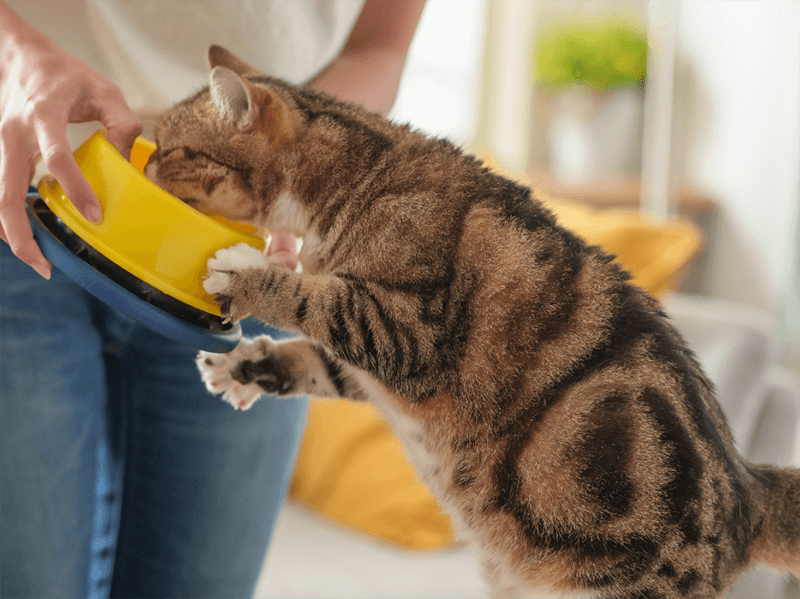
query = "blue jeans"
xmin=0 ymin=244 xmax=308 ymax=598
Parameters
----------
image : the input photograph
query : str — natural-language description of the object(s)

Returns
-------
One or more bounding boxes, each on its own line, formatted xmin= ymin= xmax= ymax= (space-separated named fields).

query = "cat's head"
xmin=145 ymin=46 xmax=303 ymax=225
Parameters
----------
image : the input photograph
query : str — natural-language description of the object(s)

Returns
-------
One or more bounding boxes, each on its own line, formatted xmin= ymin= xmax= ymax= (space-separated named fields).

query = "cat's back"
xmin=366 ymin=154 xmax=761 ymax=597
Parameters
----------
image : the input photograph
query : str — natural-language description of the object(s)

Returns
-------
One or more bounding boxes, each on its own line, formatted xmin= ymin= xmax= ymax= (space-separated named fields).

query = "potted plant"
xmin=533 ymin=17 xmax=648 ymax=183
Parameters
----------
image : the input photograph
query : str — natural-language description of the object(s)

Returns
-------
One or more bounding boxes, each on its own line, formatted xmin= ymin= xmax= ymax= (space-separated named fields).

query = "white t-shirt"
xmin=9 ymin=0 xmax=364 ymax=141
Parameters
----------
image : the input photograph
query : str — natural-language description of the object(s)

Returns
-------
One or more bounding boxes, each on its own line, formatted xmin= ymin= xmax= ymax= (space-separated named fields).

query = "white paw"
xmin=203 ymin=271 xmax=231 ymax=295
xmin=197 ymin=337 xmax=271 ymax=410
xmin=203 ymin=242 xmax=269 ymax=295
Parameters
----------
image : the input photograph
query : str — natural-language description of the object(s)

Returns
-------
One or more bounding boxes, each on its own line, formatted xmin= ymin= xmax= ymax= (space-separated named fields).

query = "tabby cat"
xmin=145 ymin=45 xmax=800 ymax=599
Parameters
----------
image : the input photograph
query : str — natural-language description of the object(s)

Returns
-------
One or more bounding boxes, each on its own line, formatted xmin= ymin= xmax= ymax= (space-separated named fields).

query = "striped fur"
xmin=147 ymin=46 xmax=800 ymax=599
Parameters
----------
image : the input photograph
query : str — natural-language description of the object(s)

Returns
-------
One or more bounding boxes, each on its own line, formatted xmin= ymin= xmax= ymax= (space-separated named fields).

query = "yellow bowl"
xmin=38 ymin=130 xmax=266 ymax=316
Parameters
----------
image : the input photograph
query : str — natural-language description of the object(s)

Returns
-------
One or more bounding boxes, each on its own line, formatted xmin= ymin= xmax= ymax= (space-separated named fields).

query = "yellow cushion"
xmin=289 ymin=158 xmax=703 ymax=550
xmin=290 ymin=400 xmax=454 ymax=549
xmin=540 ymin=196 xmax=701 ymax=295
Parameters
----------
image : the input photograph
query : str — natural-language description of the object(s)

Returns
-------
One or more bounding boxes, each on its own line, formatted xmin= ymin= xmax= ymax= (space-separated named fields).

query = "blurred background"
xmin=391 ymin=0 xmax=799 ymax=369
xmin=258 ymin=1 xmax=800 ymax=598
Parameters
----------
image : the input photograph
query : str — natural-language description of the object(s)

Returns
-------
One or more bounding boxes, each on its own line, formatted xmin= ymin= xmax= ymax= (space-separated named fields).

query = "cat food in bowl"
xmin=37 ymin=129 xmax=266 ymax=316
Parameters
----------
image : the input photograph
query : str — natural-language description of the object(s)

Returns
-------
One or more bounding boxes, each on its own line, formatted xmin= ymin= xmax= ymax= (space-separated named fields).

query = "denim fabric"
xmin=0 ymin=244 xmax=308 ymax=599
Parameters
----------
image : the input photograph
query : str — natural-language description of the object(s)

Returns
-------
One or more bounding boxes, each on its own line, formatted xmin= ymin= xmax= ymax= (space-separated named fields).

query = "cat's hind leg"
xmin=197 ymin=336 xmax=363 ymax=409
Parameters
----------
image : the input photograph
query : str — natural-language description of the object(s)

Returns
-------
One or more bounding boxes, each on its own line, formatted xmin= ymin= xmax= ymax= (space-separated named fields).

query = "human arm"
xmin=307 ymin=0 xmax=426 ymax=116
xmin=0 ymin=1 xmax=142 ymax=279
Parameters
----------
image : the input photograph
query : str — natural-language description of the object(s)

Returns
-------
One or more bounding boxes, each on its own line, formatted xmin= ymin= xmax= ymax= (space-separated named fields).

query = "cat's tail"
xmin=748 ymin=464 xmax=800 ymax=576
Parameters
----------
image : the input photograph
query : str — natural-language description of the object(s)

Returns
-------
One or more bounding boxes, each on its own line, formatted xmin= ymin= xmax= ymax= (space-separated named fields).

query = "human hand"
xmin=267 ymin=232 xmax=298 ymax=271
xmin=0 ymin=10 xmax=142 ymax=279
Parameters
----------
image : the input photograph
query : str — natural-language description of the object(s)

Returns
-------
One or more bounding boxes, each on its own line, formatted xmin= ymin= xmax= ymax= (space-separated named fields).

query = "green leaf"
xmin=533 ymin=17 xmax=648 ymax=93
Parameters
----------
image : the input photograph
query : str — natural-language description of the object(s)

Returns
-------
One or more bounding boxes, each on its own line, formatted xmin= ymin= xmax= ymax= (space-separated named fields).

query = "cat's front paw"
xmin=197 ymin=335 xmax=297 ymax=410
xmin=197 ymin=336 xmax=272 ymax=410
xmin=203 ymin=242 xmax=270 ymax=322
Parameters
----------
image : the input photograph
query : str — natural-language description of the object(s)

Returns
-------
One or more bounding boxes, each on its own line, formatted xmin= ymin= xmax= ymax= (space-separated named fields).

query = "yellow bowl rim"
xmin=38 ymin=130 xmax=265 ymax=315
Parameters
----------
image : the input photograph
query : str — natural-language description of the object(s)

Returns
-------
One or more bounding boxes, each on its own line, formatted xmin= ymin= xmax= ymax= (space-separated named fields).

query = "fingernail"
xmin=86 ymin=204 xmax=102 ymax=223
xmin=33 ymin=262 xmax=51 ymax=280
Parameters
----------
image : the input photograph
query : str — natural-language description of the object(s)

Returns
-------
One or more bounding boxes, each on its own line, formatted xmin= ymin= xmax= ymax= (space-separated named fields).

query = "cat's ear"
xmin=210 ymin=66 xmax=260 ymax=130
xmin=209 ymin=66 xmax=300 ymax=141
xmin=207 ymin=45 xmax=261 ymax=76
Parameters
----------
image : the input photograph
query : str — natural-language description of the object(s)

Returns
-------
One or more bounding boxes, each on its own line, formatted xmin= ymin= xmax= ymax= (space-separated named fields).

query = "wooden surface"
xmin=529 ymin=170 xmax=717 ymax=216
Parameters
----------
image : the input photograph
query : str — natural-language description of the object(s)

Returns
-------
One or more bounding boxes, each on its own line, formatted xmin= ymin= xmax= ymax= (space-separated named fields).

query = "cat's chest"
xmin=350 ymin=371 xmax=450 ymax=493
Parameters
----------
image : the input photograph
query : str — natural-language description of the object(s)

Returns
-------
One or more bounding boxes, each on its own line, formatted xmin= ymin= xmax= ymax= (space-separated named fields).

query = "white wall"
xmin=389 ymin=0 xmax=487 ymax=145
xmin=677 ymin=0 xmax=800 ymax=314
xmin=392 ymin=0 xmax=800 ymax=364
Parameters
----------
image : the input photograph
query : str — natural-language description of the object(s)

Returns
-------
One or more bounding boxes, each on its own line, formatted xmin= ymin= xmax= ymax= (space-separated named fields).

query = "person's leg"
xmin=0 ymin=246 xmax=107 ymax=598
xmin=108 ymin=320 xmax=307 ymax=599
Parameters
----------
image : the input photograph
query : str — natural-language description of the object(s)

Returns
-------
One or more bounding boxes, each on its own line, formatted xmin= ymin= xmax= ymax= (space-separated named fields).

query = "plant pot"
xmin=547 ymin=87 xmax=643 ymax=184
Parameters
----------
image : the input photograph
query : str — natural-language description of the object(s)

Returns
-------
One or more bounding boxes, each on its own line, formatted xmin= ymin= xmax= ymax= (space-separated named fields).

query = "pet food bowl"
xmin=26 ymin=129 xmax=267 ymax=352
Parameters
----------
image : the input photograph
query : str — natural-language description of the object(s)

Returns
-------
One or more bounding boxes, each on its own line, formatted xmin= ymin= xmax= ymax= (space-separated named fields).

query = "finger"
xmin=267 ymin=232 xmax=298 ymax=271
xmin=0 ymin=149 xmax=52 ymax=279
xmin=95 ymin=85 xmax=143 ymax=162
xmin=0 ymin=222 xmax=51 ymax=280
xmin=35 ymin=121 xmax=102 ymax=223
xmin=102 ymin=107 xmax=143 ymax=163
